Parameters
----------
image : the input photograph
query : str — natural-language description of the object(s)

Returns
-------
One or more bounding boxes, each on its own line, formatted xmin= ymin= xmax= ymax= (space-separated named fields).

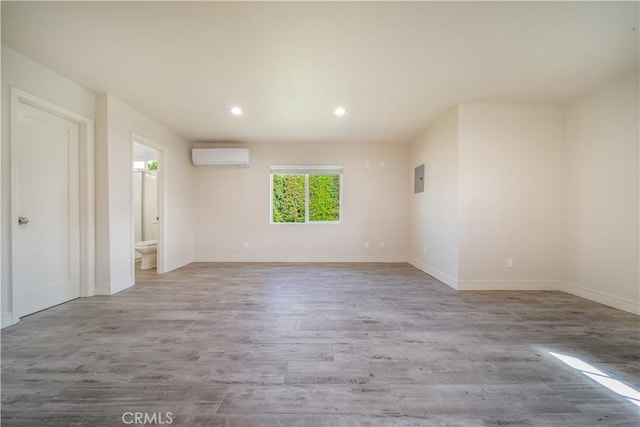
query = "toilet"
xmin=135 ymin=240 xmax=157 ymax=270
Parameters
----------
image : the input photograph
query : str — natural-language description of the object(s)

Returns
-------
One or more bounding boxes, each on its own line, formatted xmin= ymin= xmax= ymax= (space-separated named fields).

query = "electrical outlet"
xmin=365 ymin=161 xmax=370 ymax=169
xmin=506 ymin=257 xmax=514 ymax=268
xmin=243 ymin=241 xmax=249 ymax=249
xmin=380 ymin=161 xmax=386 ymax=169
xmin=364 ymin=241 xmax=370 ymax=249
xmin=379 ymin=241 xmax=385 ymax=248
xmin=423 ymin=246 xmax=427 ymax=255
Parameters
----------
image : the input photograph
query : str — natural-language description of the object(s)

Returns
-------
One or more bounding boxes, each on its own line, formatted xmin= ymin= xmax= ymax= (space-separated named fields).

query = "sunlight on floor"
xmin=549 ymin=351 xmax=640 ymax=407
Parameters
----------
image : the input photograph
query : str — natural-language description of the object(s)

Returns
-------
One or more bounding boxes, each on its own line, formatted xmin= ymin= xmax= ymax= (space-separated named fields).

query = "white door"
xmin=13 ymin=101 xmax=81 ymax=318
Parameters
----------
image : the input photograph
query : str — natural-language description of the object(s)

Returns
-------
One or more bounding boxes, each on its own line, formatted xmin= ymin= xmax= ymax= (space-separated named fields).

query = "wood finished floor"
xmin=2 ymin=263 xmax=639 ymax=426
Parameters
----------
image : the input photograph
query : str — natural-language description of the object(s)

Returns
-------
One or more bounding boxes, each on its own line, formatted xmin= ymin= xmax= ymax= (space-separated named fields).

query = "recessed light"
xmin=334 ymin=106 xmax=346 ymax=116
xmin=231 ymin=106 xmax=243 ymax=116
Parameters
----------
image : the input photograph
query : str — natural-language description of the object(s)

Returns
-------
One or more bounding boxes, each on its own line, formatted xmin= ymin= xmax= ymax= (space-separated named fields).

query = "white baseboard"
xmin=163 ymin=256 xmax=193 ymax=273
xmin=408 ymin=259 xmax=458 ymax=289
xmin=111 ymin=277 xmax=134 ymax=294
xmin=193 ymin=255 xmax=408 ymax=263
xmin=452 ymin=280 xmax=638 ymax=315
xmin=94 ymin=283 xmax=111 ymax=296
xmin=457 ymin=280 xmax=562 ymax=291
xmin=560 ymin=282 xmax=639 ymax=315
xmin=95 ymin=277 xmax=134 ymax=296
xmin=1 ymin=312 xmax=17 ymax=328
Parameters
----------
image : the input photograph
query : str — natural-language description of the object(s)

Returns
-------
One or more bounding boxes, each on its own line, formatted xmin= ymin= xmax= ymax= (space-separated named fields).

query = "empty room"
xmin=1 ymin=1 xmax=639 ymax=426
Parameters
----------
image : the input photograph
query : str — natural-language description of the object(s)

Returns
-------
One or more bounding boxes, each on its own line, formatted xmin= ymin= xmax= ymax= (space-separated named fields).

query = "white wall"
xmin=94 ymin=93 xmax=111 ymax=289
xmin=563 ymin=72 xmax=639 ymax=314
xmin=457 ymin=104 xmax=564 ymax=289
xmin=194 ymin=142 xmax=408 ymax=262
xmin=2 ymin=45 xmax=637 ymax=320
xmin=95 ymin=94 xmax=195 ymax=294
xmin=1 ymin=46 xmax=96 ymax=326
xmin=408 ymin=107 xmax=459 ymax=288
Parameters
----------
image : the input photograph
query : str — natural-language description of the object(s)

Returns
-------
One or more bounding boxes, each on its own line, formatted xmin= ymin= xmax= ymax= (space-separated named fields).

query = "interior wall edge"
xmin=408 ymin=258 xmax=458 ymax=290
xmin=164 ymin=256 xmax=194 ymax=274
xmin=95 ymin=277 xmax=134 ymax=296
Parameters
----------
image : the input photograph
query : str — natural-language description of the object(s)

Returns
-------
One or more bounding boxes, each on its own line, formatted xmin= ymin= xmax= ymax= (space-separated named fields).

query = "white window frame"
xmin=133 ymin=160 xmax=146 ymax=170
xmin=270 ymin=165 xmax=343 ymax=225
xmin=133 ymin=160 xmax=157 ymax=171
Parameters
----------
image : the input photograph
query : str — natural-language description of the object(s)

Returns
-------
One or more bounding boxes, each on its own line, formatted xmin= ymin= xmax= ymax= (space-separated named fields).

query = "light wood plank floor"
xmin=2 ymin=263 xmax=639 ymax=426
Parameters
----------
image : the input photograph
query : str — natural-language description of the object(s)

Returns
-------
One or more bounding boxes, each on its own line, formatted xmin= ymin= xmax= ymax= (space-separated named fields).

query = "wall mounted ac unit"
xmin=191 ymin=148 xmax=250 ymax=167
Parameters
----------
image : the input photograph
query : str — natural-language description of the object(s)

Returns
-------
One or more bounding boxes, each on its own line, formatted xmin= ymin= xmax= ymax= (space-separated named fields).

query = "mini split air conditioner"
xmin=191 ymin=148 xmax=250 ymax=167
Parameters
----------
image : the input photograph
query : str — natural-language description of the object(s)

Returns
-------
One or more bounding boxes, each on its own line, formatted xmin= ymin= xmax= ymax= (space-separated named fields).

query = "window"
xmin=133 ymin=160 xmax=157 ymax=170
xmin=270 ymin=166 xmax=343 ymax=224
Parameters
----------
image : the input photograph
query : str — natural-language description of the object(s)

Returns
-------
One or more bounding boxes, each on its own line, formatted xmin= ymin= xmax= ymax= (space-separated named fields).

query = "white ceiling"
xmin=2 ymin=1 xmax=638 ymax=144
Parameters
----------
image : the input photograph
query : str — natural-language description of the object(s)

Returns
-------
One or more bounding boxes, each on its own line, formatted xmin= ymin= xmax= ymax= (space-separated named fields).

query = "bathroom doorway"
xmin=131 ymin=135 xmax=166 ymax=279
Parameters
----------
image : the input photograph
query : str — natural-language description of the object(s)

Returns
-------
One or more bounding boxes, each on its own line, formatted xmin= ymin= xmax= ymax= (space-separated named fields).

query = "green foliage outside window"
xmin=272 ymin=173 xmax=341 ymax=223
xmin=272 ymin=174 xmax=306 ymax=223
xmin=147 ymin=160 xmax=158 ymax=170
xmin=309 ymin=175 xmax=340 ymax=221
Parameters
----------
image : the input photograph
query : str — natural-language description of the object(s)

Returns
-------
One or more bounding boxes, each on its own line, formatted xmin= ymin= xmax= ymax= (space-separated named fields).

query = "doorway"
xmin=131 ymin=135 xmax=165 ymax=279
xmin=10 ymin=88 xmax=95 ymax=322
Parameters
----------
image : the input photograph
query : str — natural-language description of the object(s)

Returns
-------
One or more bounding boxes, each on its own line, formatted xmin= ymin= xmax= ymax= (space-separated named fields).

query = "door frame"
xmin=130 ymin=133 xmax=166 ymax=276
xmin=10 ymin=87 xmax=95 ymax=324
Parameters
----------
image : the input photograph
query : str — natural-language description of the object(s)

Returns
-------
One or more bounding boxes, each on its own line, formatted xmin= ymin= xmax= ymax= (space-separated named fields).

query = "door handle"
xmin=18 ymin=216 xmax=29 ymax=225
